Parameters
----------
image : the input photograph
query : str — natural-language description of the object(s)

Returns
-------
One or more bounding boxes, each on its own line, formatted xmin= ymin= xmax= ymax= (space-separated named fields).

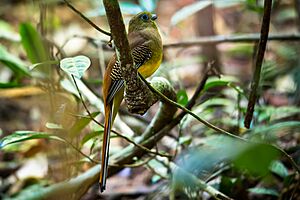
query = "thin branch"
xmin=164 ymin=33 xmax=300 ymax=48
xmin=139 ymin=76 xmax=300 ymax=175
xmin=60 ymin=33 xmax=300 ymax=50
xmin=139 ymin=74 xmax=245 ymax=142
xmin=62 ymin=0 xmax=111 ymax=37
xmin=244 ymin=0 xmax=273 ymax=128
xmin=63 ymin=137 xmax=100 ymax=164
xmin=170 ymin=161 xmax=232 ymax=200
xmin=70 ymin=75 xmax=171 ymax=159
xmin=272 ymin=144 xmax=300 ymax=173
xmin=110 ymin=156 xmax=154 ymax=168
xmin=13 ymin=67 xmax=216 ymax=200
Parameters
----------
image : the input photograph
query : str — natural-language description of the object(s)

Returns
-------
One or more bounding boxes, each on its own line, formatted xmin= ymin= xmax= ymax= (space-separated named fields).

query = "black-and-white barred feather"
xmin=107 ymin=45 xmax=152 ymax=103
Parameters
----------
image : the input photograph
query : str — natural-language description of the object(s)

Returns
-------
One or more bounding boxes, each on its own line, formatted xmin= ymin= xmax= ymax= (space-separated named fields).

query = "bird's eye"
xmin=140 ymin=14 xmax=149 ymax=21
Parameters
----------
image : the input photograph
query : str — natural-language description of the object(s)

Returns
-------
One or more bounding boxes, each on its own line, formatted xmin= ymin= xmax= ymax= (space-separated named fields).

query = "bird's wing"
xmin=106 ymin=45 xmax=152 ymax=103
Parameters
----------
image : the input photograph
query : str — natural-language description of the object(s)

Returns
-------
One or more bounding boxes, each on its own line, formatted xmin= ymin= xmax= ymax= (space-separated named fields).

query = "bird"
xmin=100 ymin=11 xmax=163 ymax=192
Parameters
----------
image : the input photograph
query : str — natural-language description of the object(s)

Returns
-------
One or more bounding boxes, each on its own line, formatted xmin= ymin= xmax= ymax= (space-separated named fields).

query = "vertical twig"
xmin=236 ymin=92 xmax=241 ymax=134
xmin=244 ymin=0 xmax=273 ymax=128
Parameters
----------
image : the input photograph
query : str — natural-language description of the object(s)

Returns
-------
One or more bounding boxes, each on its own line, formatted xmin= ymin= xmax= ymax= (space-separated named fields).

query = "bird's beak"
xmin=151 ymin=14 xmax=157 ymax=20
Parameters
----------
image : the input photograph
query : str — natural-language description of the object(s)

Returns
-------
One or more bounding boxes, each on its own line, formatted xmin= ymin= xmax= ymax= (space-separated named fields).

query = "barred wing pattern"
xmin=106 ymin=45 xmax=152 ymax=103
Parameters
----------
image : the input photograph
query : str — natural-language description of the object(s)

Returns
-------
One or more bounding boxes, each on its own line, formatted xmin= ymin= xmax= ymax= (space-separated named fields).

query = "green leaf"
xmin=233 ymin=143 xmax=280 ymax=176
xmin=245 ymin=0 xmax=264 ymax=13
xmin=138 ymin=0 xmax=157 ymax=12
xmin=29 ymin=60 xmax=59 ymax=70
xmin=226 ymin=44 xmax=254 ymax=58
xmin=0 ymin=131 xmax=64 ymax=149
xmin=200 ymin=98 xmax=232 ymax=108
xmin=19 ymin=23 xmax=49 ymax=64
xmin=81 ymin=130 xmax=103 ymax=146
xmin=248 ymin=187 xmax=279 ymax=196
xmin=69 ymin=112 xmax=100 ymax=138
xmin=269 ymin=160 xmax=288 ymax=178
xmin=249 ymin=121 xmax=300 ymax=141
xmin=220 ymin=176 xmax=238 ymax=194
xmin=46 ymin=122 xmax=63 ymax=130
xmin=176 ymin=89 xmax=188 ymax=106
xmin=179 ymin=135 xmax=192 ymax=145
xmin=0 ymin=82 xmax=20 ymax=88
xmin=203 ymin=76 xmax=238 ymax=92
xmin=60 ymin=55 xmax=91 ymax=79
xmin=0 ymin=45 xmax=30 ymax=76
xmin=0 ymin=20 xmax=20 ymax=42
xmin=171 ymin=1 xmax=212 ymax=26
xmin=257 ymin=106 xmax=300 ymax=122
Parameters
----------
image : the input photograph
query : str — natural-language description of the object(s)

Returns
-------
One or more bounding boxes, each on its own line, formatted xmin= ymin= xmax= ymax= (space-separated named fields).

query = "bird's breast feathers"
xmin=138 ymin=51 xmax=162 ymax=78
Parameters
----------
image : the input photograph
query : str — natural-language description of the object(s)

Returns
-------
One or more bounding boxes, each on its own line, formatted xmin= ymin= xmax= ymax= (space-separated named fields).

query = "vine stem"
xmin=139 ymin=75 xmax=300 ymax=174
xmin=62 ymin=0 xmax=111 ymax=37
xmin=70 ymin=75 xmax=171 ymax=159
xmin=139 ymin=74 xmax=246 ymax=142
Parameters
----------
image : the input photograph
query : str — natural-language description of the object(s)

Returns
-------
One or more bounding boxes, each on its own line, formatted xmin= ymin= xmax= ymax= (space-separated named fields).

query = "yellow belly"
xmin=138 ymin=55 xmax=162 ymax=78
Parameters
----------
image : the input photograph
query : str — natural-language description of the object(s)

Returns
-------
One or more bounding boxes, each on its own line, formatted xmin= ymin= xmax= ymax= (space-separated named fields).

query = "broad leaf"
xmin=0 ymin=45 xmax=30 ymax=76
xmin=60 ymin=55 xmax=91 ymax=79
xmin=257 ymin=106 xmax=300 ymax=122
xmin=29 ymin=60 xmax=59 ymax=70
xmin=0 ymin=131 xmax=64 ymax=149
xmin=69 ymin=112 xmax=100 ymax=138
xmin=203 ymin=76 xmax=238 ymax=92
xmin=0 ymin=20 xmax=20 ymax=42
xmin=248 ymin=121 xmax=300 ymax=141
xmin=233 ymin=143 xmax=280 ymax=176
xmin=176 ymin=89 xmax=188 ymax=106
xmin=0 ymin=82 xmax=20 ymax=88
xmin=81 ymin=130 xmax=103 ymax=146
xmin=19 ymin=23 xmax=49 ymax=64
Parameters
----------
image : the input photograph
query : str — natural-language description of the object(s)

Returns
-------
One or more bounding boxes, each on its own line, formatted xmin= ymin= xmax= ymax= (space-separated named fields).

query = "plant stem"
xmin=244 ymin=0 xmax=273 ymax=128
xmin=62 ymin=0 xmax=111 ymax=37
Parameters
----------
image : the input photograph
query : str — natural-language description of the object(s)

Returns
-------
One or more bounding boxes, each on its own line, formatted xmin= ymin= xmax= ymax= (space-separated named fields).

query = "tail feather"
xmin=99 ymin=103 xmax=112 ymax=192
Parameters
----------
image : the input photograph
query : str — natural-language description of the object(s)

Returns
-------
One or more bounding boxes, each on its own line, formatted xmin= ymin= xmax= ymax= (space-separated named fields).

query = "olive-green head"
xmin=128 ymin=11 xmax=158 ymax=33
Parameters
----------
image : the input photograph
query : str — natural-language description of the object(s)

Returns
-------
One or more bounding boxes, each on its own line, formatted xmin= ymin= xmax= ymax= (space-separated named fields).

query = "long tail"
xmin=99 ymin=103 xmax=112 ymax=192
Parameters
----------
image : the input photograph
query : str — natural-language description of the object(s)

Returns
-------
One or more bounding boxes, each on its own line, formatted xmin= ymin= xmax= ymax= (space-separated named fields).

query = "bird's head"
xmin=128 ymin=11 xmax=158 ymax=33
